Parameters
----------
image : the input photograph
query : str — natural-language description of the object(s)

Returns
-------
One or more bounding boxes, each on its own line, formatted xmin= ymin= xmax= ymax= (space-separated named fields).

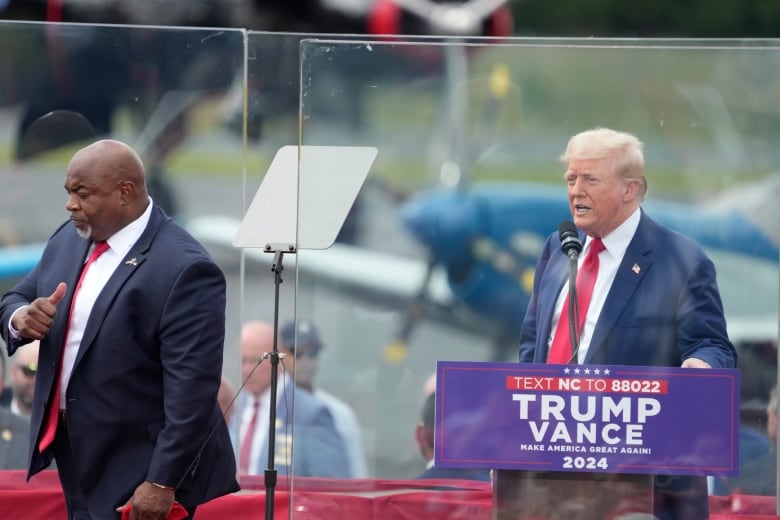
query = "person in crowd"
xmin=0 ymin=405 xmax=29 ymax=470
xmin=230 ymin=320 xmax=350 ymax=478
xmin=518 ymin=127 xmax=736 ymax=520
xmin=709 ymin=397 xmax=773 ymax=496
xmin=0 ymin=348 xmax=11 ymax=407
xmin=0 ymin=139 xmax=238 ymax=519
xmin=767 ymin=387 xmax=777 ymax=449
xmin=218 ymin=375 xmax=236 ymax=425
xmin=726 ymin=386 xmax=778 ymax=496
xmin=1 ymin=344 xmax=29 ymax=470
xmin=279 ymin=319 xmax=369 ymax=478
xmin=8 ymin=340 xmax=38 ymax=418
xmin=414 ymin=391 xmax=490 ymax=482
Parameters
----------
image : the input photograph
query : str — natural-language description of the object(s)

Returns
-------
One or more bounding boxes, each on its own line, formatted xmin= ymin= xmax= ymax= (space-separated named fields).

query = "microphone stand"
xmin=264 ymin=246 xmax=293 ymax=520
xmin=565 ymin=254 xmax=580 ymax=364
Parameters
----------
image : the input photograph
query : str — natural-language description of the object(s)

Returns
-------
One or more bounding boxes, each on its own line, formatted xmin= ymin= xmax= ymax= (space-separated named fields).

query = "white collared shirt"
xmin=549 ymin=208 xmax=641 ymax=363
xmin=58 ymin=198 xmax=153 ymax=408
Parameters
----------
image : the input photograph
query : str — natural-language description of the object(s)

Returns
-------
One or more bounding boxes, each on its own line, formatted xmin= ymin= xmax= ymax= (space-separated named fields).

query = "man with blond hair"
xmin=519 ymin=127 xmax=736 ymax=519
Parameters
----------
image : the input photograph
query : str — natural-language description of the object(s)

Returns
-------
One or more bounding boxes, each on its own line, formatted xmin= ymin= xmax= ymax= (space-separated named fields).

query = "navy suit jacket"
xmin=0 ymin=205 xmax=239 ymax=517
xmin=518 ymin=210 xmax=736 ymax=368
xmin=0 ymin=408 xmax=30 ymax=470
xmin=230 ymin=381 xmax=351 ymax=478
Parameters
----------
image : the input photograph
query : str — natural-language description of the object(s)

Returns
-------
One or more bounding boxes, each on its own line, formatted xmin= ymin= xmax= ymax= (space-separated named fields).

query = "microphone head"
xmin=558 ymin=220 xmax=582 ymax=256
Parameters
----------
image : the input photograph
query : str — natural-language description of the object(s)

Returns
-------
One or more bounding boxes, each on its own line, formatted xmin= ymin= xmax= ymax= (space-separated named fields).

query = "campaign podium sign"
xmin=434 ymin=361 xmax=739 ymax=476
xmin=435 ymin=361 xmax=740 ymax=519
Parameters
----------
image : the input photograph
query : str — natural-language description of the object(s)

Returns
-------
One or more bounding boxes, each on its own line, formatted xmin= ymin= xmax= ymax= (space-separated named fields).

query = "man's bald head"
xmin=64 ymin=139 xmax=150 ymax=241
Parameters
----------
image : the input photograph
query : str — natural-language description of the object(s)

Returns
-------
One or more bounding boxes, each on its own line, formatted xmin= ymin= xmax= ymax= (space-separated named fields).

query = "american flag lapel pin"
xmin=632 ymin=263 xmax=641 ymax=274
xmin=125 ymin=258 xmax=138 ymax=266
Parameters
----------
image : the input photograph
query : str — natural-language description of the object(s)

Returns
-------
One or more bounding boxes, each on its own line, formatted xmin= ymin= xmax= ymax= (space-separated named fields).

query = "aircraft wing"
xmin=187 ymin=215 xmax=453 ymax=305
xmin=187 ymin=214 xmax=779 ymax=350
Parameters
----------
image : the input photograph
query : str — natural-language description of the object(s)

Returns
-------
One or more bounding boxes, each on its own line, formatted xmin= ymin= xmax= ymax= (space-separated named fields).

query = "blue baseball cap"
xmin=280 ymin=320 xmax=323 ymax=353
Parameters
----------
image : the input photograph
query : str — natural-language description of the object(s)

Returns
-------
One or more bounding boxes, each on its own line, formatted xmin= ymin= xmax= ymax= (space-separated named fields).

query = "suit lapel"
xmin=585 ymin=212 xmax=654 ymax=363
xmin=71 ymin=206 xmax=166 ymax=369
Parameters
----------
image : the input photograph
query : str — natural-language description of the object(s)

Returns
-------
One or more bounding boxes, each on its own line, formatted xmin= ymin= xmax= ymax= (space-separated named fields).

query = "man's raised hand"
xmin=12 ymin=282 xmax=67 ymax=339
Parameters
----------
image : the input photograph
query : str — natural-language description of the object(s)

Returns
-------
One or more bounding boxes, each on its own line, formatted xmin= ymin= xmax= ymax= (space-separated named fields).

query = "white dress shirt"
xmin=548 ymin=208 xmax=641 ymax=363
xmin=58 ymin=199 xmax=152 ymax=408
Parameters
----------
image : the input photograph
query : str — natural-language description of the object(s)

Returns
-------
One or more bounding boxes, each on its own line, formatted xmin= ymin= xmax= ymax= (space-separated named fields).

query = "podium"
xmin=493 ymin=470 xmax=653 ymax=519
xmin=434 ymin=361 xmax=740 ymax=519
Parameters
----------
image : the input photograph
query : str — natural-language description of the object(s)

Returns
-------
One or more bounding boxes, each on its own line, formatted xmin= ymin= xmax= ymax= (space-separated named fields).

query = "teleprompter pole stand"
xmin=263 ymin=244 xmax=295 ymax=520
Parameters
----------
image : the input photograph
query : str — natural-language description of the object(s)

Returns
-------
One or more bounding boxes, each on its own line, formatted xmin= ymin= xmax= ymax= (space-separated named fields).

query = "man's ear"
xmin=623 ymin=179 xmax=640 ymax=202
xmin=119 ymin=181 xmax=135 ymax=205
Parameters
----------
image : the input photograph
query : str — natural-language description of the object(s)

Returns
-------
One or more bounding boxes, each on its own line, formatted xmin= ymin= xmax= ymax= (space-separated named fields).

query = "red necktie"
xmin=547 ymin=238 xmax=605 ymax=364
xmin=39 ymin=241 xmax=109 ymax=452
xmin=239 ymin=399 xmax=260 ymax=474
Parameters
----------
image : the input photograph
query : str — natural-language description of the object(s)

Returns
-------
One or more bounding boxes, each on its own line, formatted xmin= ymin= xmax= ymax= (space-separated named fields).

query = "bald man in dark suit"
xmin=0 ymin=139 xmax=238 ymax=519
xmin=0 ymin=407 xmax=29 ymax=469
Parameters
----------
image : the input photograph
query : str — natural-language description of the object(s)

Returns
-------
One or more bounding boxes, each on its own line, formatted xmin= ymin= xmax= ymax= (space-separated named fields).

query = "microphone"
xmin=558 ymin=221 xmax=582 ymax=260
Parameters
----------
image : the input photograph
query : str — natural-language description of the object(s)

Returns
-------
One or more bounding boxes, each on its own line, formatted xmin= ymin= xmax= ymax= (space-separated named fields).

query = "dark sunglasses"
xmin=17 ymin=363 xmax=37 ymax=377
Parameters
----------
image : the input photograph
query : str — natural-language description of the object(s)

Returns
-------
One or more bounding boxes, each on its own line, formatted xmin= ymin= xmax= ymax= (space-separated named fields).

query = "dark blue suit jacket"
xmin=0 ymin=205 xmax=239 ymax=517
xmin=0 ymin=408 xmax=30 ymax=470
xmin=517 ymin=210 xmax=736 ymax=520
xmin=519 ymin=210 xmax=736 ymax=368
xmin=229 ymin=381 xmax=351 ymax=478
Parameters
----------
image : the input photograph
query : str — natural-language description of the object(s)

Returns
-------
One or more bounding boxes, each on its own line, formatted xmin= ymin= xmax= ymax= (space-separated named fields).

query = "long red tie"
xmin=239 ymin=399 xmax=260 ymax=474
xmin=39 ymin=241 xmax=109 ymax=452
xmin=547 ymin=238 xmax=605 ymax=364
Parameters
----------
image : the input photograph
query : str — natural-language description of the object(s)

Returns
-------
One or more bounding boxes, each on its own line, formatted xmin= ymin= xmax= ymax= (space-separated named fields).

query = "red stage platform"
xmin=0 ymin=471 xmax=778 ymax=519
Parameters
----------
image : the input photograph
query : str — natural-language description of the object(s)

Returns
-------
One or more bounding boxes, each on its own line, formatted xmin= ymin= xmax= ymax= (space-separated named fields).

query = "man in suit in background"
xmin=230 ymin=320 xmax=350 ymax=478
xmin=518 ymin=127 xmax=736 ymax=519
xmin=0 ymin=347 xmax=11 ymax=407
xmin=280 ymin=319 xmax=369 ymax=478
xmin=0 ymin=406 xmax=29 ymax=470
xmin=1 ymin=347 xmax=29 ymax=469
xmin=414 ymin=391 xmax=490 ymax=482
xmin=724 ymin=385 xmax=778 ymax=496
xmin=218 ymin=375 xmax=236 ymax=425
xmin=0 ymin=139 xmax=238 ymax=519
xmin=8 ymin=340 xmax=38 ymax=418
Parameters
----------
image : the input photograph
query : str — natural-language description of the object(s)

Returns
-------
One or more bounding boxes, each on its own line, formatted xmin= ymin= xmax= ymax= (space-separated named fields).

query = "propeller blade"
xmin=383 ymin=256 xmax=437 ymax=364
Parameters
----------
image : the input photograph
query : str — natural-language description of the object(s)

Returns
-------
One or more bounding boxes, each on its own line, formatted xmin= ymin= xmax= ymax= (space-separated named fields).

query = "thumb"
xmin=48 ymin=282 xmax=67 ymax=306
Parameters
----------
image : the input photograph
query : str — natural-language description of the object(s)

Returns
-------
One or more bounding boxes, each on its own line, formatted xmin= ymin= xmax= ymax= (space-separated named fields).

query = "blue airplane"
xmin=183 ymin=171 xmax=778 ymax=369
